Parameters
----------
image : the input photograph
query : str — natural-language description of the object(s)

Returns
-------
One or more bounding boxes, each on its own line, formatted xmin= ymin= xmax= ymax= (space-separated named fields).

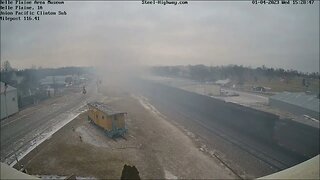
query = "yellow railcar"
xmin=87 ymin=102 xmax=127 ymax=137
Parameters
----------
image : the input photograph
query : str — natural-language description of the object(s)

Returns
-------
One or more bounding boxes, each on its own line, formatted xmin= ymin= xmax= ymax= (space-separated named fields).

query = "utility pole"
xmin=4 ymin=93 xmax=8 ymax=119
xmin=4 ymin=83 xmax=8 ymax=119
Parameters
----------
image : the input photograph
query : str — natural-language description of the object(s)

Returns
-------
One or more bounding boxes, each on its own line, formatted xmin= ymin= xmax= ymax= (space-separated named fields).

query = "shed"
xmin=269 ymin=92 xmax=319 ymax=119
xmin=39 ymin=76 xmax=68 ymax=87
xmin=1 ymin=82 xmax=19 ymax=119
xmin=215 ymin=79 xmax=231 ymax=86
xmin=87 ymin=102 xmax=127 ymax=137
xmin=252 ymin=86 xmax=266 ymax=92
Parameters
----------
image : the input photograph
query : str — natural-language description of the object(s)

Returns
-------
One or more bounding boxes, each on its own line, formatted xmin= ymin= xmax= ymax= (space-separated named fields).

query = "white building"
xmin=1 ymin=82 xmax=19 ymax=119
xmin=40 ymin=76 xmax=67 ymax=87
xmin=215 ymin=78 xmax=231 ymax=86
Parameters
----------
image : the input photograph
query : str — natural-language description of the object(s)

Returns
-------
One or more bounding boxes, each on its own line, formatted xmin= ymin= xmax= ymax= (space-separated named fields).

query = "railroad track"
xmin=1 ymin=103 xmax=87 ymax=166
xmin=187 ymin=110 xmax=290 ymax=170
xmin=0 ymin=93 xmax=93 ymax=166
xmin=145 ymin=96 xmax=293 ymax=179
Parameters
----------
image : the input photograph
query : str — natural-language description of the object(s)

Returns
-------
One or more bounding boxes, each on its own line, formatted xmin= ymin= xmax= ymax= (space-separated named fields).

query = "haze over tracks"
xmin=131 ymin=79 xmax=318 ymax=178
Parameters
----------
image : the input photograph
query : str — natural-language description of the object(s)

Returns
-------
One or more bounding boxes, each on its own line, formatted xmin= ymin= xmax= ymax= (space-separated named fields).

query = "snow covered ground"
xmin=7 ymin=105 xmax=87 ymax=167
xmin=1 ymin=86 xmax=101 ymax=167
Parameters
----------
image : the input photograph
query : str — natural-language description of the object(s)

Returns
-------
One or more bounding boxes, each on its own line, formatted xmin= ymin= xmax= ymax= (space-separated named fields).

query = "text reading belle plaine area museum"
xmin=0 ymin=0 xmax=66 ymax=21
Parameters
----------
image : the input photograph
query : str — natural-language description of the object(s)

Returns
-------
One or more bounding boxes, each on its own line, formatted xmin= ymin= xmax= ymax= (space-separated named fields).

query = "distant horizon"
xmin=2 ymin=62 xmax=319 ymax=74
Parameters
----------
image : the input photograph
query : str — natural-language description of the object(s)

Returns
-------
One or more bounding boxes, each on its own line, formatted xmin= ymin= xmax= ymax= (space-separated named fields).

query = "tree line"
xmin=151 ymin=64 xmax=319 ymax=85
xmin=1 ymin=61 xmax=94 ymax=95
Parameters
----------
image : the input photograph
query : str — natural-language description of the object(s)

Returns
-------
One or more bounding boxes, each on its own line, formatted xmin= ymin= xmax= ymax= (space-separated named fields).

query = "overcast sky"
xmin=1 ymin=1 xmax=319 ymax=72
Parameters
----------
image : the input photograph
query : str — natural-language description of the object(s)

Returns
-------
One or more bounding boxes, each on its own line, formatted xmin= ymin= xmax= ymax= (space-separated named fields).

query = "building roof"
xmin=270 ymin=92 xmax=319 ymax=113
xmin=0 ymin=82 xmax=16 ymax=94
xmin=88 ymin=102 xmax=126 ymax=116
xmin=258 ymin=155 xmax=319 ymax=179
xmin=40 ymin=76 xmax=68 ymax=85
xmin=215 ymin=79 xmax=231 ymax=85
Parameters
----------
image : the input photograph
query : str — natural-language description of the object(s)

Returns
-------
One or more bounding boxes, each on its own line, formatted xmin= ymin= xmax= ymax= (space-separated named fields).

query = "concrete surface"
xmin=259 ymin=155 xmax=319 ymax=179
xmin=0 ymin=162 xmax=38 ymax=179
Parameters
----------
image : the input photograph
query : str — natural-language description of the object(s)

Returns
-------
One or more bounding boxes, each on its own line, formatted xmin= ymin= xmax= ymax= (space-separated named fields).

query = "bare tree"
xmin=1 ymin=61 xmax=12 ymax=72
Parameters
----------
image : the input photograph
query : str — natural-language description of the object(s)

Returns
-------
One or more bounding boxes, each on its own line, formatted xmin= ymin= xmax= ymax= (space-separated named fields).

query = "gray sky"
xmin=1 ymin=1 xmax=319 ymax=72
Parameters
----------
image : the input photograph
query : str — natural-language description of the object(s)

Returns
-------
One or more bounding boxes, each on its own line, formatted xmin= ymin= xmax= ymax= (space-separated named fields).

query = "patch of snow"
xmin=37 ymin=175 xmax=96 ymax=179
xmin=164 ymin=170 xmax=178 ymax=179
xmin=303 ymin=115 xmax=319 ymax=122
xmin=131 ymin=94 xmax=167 ymax=120
xmin=8 ymin=107 xmax=87 ymax=167
xmin=186 ymin=131 xmax=195 ymax=138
